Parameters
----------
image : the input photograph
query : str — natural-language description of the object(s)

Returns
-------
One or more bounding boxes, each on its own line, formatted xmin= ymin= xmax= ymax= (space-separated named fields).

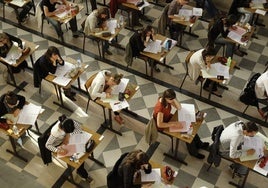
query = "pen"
xmin=114 ymin=102 xmax=120 ymax=105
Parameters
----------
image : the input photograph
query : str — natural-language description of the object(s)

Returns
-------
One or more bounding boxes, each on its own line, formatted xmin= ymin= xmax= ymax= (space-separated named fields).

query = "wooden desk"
xmin=0 ymin=123 xmax=31 ymax=162
xmin=95 ymin=82 xmax=138 ymax=136
xmin=244 ymin=5 xmax=268 ymax=26
xmin=44 ymin=57 xmax=86 ymax=112
xmin=140 ymin=34 xmax=176 ymax=77
xmin=0 ymin=39 xmax=39 ymax=90
xmin=85 ymin=23 xmax=123 ymax=59
xmin=162 ymin=111 xmax=203 ymax=165
xmin=52 ymin=127 xmax=104 ymax=188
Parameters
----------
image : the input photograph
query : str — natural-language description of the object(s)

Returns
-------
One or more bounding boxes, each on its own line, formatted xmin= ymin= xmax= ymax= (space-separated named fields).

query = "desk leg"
xmin=6 ymin=136 xmax=28 ymax=162
xmin=229 ymin=168 xmax=249 ymax=188
xmin=52 ymin=165 xmax=83 ymax=188
xmin=6 ymin=65 xmax=25 ymax=91
xmin=101 ymin=108 xmax=122 ymax=136
xmin=176 ymin=32 xmax=190 ymax=51
xmin=183 ymin=27 xmax=199 ymax=38
xmin=88 ymin=152 xmax=105 ymax=167
xmin=29 ymin=121 xmax=41 ymax=135
xmin=163 ymin=138 xmax=188 ymax=165
xmin=53 ymin=86 xmax=73 ymax=112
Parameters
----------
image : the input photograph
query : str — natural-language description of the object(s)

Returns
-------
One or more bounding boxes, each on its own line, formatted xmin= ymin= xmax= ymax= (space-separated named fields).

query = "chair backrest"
xmin=84 ymin=73 xmax=98 ymax=99
xmin=185 ymin=50 xmax=195 ymax=72
xmin=158 ymin=4 xmax=170 ymax=35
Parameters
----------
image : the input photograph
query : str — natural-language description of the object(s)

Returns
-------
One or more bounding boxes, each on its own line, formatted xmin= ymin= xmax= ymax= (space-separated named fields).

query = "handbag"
xmin=0 ymin=122 xmax=9 ymax=131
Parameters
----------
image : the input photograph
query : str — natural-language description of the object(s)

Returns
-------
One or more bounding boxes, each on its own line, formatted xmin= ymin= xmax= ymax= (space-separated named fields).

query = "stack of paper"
xmin=141 ymin=168 xmax=161 ymax=183
xmin=17 ymin=103 xmax=42 ymax=125
xmin=2 ymin=44 xmax=22 ymax=65
xmin=240 ymin=136 xmax=264 ymax=162
xmin=144 ymin=40 xmax=162 ymax=54
xmin=53 ymin=61 xmax=73 ymax=86
xmin=201 ymin=63 xmax=230 ymax=79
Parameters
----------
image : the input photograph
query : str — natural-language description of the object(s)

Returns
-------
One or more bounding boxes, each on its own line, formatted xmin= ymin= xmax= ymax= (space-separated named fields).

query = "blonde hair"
xmin=0 ymin=33 xmax=12 ymax=48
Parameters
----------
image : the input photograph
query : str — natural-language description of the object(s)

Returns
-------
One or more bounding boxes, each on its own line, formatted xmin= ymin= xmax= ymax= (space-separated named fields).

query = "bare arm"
xmin=156 ymin=112 xmax=182 ymax=129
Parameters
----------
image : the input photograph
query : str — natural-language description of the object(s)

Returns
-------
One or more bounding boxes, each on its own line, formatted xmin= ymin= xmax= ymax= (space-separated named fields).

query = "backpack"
xmin=239 ymin=73 xmax=261 ymax=106
xmin=107 ymin=152 xmax=129 ymax=188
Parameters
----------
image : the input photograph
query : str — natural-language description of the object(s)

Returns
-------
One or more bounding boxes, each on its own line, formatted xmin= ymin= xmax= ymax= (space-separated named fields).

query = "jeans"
xmin=46 ymin=17 xmax=78 ymax=37
xmin=169 ymin=24 xmax=186 ymax=41
xmin=18 ymin=2 xmax=33 ymax=21
xmin=215 ymin=36 xmax=235 ymax=58
xmin=76 ymin=162 xmax=88 ymax=178
xmin=186 ymin=134 xmax=204 ymax=156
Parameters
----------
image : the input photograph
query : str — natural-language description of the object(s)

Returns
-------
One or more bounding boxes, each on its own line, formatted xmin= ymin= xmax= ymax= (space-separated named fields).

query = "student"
xmin=189 ymin=45 xmax=222 ymax=97
xmin=33 ymin=46 xmax=76 ymax=101
xmin=83 ymin=7 xmax=113 ymax=55
xmin=0 ymin=91 xmax=26 ymax=124
xmin=40 ymin=0 xmax=81 ymax=38
xmin=207 ymin=14 xmax=242 ymax=58
xmin=10 ymin=1 xmax=34 ymax=23
xmin=88 ymin=70 xmax=125 ymax=125
xmin=228 ymin=0 xmax=253 ymax=24
xmin=45 ymin=115 xmax=93 ymax=183
xmin=153 ymin=89 xmax=209 ymax=159
xmin=167 ymin=0 xmax=189 ymax=41
xmin=255 ymin=71 xmax=268 ymax=118
xmin=0 ymin=32 xmax=29 ymax=73
xmin=194 ymin=0 xmax=219 ymax=19
xmin=129 ymin=25 xmax=160 ymax=72
xmin=117 ymin=150 xmax=151 ymax=188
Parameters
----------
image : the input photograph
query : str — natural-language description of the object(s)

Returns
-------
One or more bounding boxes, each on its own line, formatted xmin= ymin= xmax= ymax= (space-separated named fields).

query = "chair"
xmin=82 ymin=33 xmax=101 ymax=55
xmin=207 ymin=124 xmax=224 ymax=171
xmin=84 ymin=73 xmax=98 ymax=113
xmin=179 ymin=50 xmax=204 ymax=96
xmin=152 ymin=4 xmax=169 ymax=36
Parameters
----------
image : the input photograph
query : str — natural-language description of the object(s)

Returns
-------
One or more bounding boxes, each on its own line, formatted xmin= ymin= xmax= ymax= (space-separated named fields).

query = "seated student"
xmin=129 ymin=25 xmax=160 ymax=72
xmin=40 ymin=0 xmax=81 ymax=38
xmin=88 ymin=70 xmax=125 ymax=125
xmin=8 ymin=0 xmax=34 ymax=23
xmin=45 ymin=115 xmax=93 ymax=183
xmin=228 ymin=0 xmax=253 ymax=24
xmin=117 ymin=149 xmax=151 ymax=188
xmin=153 ymin=89 xmax=209 ymax=159
xmin=255 ymin=70 xmax=268 ymax=118
xmin=83 ymin=7 xmax=113 ymax=55
xmin=167 ymin=0 xmax=189 ymax=41
xmin=207 ymin=14 xmax=243 ymax=58
xmin=189 ymin=45 xmax=222 ymax=97
xmin=194 ymin=0 xmax=219 ymax=19
xmin=220 ymin=121 xmax=258 ymax=173
xmin=0 ymin=91 xmax=26 ymax=124
xmin=0 ymin=32 xmax=29 ymax=73
xmin=33 ymin=46 xmax=76 ymax=101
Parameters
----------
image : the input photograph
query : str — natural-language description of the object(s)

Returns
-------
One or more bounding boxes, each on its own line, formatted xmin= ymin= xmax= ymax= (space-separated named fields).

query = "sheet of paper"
xmin=107 ymin=19 xmax=118 ymax=34
xmin=56 ymin=10 xmax=70 ymax=19
xmin=101 ymin=95 xmax=119 ymax=103
xmin=54 ymin=61 xmax=74 ymax=77
xmin=143 ymin=40 xmax=162 ymax=54
xmin=111 ymin=78 xmax=129 ymax=94
xmin=193 ymin=8 xmax=203 ymax=16
xmin=17 ymin=103 xmax=42 ymax=125
xmin=9 ymin=0 xmax=26 ymax=7
xmin=255 ymin=9 xmax=267 ymax=15
xmin=169 ymin=121 xmax=189 ymax=133
xmin=179 ymin=9 xmax=192 ymax=20
xmin=57 ymin=144 xmax=85 ymax=158
xmin=240 ymin=136 xmax=264 ymax=161
xmin=127 ymin=0 xmax=141 ymax=5
xmin=141 ymin=168 xmax=161 ymax=183
xmin=2 ymin=44 xmax=22 ymax=65
xmin=52 ymin=76 xmax=72 ymax=86
xmin=110 ymin=99 xmax=129 ymax=111
xmin=69 ymin=132 xmax=92 ymax=145
xmin=178 ymin=103 xmax=196 ymax=123
xmin=256 ymin=132 xmax=268 ymax=150
xmin=253 ymin=159 xmax=268 ymax=176
xmin=227 ymin=28 xmax=248 ymax=46
xmin=201 ymin=63 xmax=230 ymax=79
xmin=138 ymin=1 xmax=150 ymax=10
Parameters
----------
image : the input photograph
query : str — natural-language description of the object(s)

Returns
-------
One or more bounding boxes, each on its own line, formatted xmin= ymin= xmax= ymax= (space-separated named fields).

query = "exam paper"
xmin=201 ymin=63 xmax=230 ymax=79
xmin=111 ymin=78 xmax=129 ymax=94
xmin=2 ymin=44 xmax=22 ymax=65
xmin=69 ymin=132 xmax=92 ymax=145
xmin=253 ymin=159 xmax=268 ymax=176
xmin=9 ymin=0 xmax=26 ymax=7
xmin=53 ymin=76 xmax=72 ymax=87
xmin=110 ymin=99 xmax=129 ymax=111
xmin=54 ymin=61 xmax=74 ymax=77
xmin=141 ymin=168 xmax=161 ymax=183
xmin=144 ymin=40 xmax=162 ymax=54
xmin=17 ymin=103 xmax=42 ymax=125
xmin=240 ymin=136 xmax=264 ymax=162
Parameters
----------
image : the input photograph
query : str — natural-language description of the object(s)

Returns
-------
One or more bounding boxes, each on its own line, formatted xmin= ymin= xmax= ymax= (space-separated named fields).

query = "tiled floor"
xmin=0 ymin=1 xmax=268 ymax=188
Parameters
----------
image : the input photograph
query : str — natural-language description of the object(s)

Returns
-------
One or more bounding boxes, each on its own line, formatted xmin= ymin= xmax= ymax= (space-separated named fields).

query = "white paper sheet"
xmin=256 ymin=132 xmax=268 ymax=150
xmin=54 ymin=61 xmax=74 ymax=77
xmin=107 ymin=19 xmax=118 ymax=34
xmin=253 ymin=159 xmax=268 ymax=176
xmin=69 ymin=132 xmax=92 ymax=145
xmin=255 ymin=9 xmax=267 ymax=15
xmin=57 ymin=144 xmax=85 ymax=157
xmin=52 ymin=76 xmax=72 ymax=87
xmin=227 ymin=26 xmax=248 ymax=46
xmin=143 ymin=40 xmax=162 ymax=54
xmin=111 ymin=78 xmax=129 ymax=94
xmin=110 ymin=99 xmax=130 ymax=111
xmin=17 ymin=103 xmax=42 ymax=125
xmin=193 ymin=7 xmax=203 ymax=16
xmin=240 ymin=136 xmax=264 ymax=162
xmin=201 ymin=63 xmax=230 ymax=79
xmin=141 ymin=168 xmax=161 ymax=183
xmin=2 ymin=44 xmax=22 ymax=65
xmin=9 ymin=0 xmax=26 ymax=7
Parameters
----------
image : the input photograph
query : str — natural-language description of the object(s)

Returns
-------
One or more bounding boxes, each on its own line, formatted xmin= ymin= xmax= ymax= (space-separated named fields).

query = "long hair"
xmin=112 ymin=73 xmax=123 ymax=85
xmin=202 ymin=45 xmax=216 ymax=61
xmin=141 ymin=25 xmax=154 ymax=43
xmin=122 ymin=150 xmax=149 ymax=169
xmin=161 ymin=89 xmax=176 ymax=107
xmin=44 ymin=46 xmax=62 ymax=62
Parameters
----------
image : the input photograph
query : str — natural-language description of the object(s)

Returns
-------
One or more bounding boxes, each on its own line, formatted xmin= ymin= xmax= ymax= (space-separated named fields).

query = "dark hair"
xmin=225 ymin=14 xmax=238 ymax=27
xmin=45 ymin=46 xmax=62 ymax=61
xmin=242 ymin=121 xmax=258 ymax=133
xmin=123 ymin=150 xmax=149 ymax=170
xmin=142 ymin=25 xmax=154 ymax=42
xmin=59 ymin=115 xmax=75 ymax=133
xmin=5 ymin=91 xmax=18 ymax=105
xmin=144 ymin=163 xmax=152 ymax=174
xmin=161 ymin=89 xmax=176 ymax=107
xmin=202 ymin=45 xmax=216 ymax=60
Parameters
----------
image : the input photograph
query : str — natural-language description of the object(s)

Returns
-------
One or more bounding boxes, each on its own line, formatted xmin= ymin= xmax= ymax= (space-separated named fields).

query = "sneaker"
xmin=105 ymin=50 xmax=113 ymax=55
xmin=114 ymin=115 xmax=124 ymax=125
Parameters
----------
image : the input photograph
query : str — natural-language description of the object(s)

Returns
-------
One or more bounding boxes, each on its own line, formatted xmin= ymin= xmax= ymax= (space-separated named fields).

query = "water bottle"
xmin=165 ymin=40 xmax=169 ymax=51
xmin=119 ymin=15 xmax=124 ymax=27
xmin=77 ymin=58 xmax=81 ymax=68
xmin=227 ymin=57 xmax=232 ymax=67
xmin=187 ymin=125 xmax=193 ymax=136
xmin=13 ymin=125 xmax=19 ymax=135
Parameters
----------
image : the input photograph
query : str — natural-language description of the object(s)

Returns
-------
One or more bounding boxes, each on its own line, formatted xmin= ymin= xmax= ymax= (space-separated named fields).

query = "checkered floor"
xmin=1 ymin=1 xmax=268 ymax=188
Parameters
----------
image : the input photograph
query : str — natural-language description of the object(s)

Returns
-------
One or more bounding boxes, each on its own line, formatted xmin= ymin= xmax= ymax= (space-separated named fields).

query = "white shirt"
xmin=88 ymin=70 xmax=111 ymax=100
xmin=84 ymin=9 xmax=99 ymax=35
xmin=188 ymin=49 xmax=206 ymax=81
xmin=255 ymin=71 xmax=268 ymax=99
xmin=220 ymin=121 xmax=246 ymax=158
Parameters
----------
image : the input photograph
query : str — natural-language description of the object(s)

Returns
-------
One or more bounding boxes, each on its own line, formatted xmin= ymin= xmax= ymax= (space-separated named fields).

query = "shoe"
xmin=193 ymin=153 xmax=205 ymax=159
xmin=78 ymin=174 xmax=94 ymax=183
xmin=114 ymin=115 xmax=124 ymax=125
xmin=105 ymin=50 xmax=113 ymax=55
xmin=200 ymin=142 xmax=210 ymax=150
xmin=154 ymin=66 xmax=160 ymax=72
xmin=234 ymin=49 xmax=244 ymax=57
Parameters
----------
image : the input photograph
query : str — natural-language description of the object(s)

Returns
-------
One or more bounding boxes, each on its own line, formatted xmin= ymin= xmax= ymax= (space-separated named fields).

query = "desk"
xmin=85 ymin=24 xmax=123 ymax=59
xmin=95 ymin=83 xmax=138 ymax=136
xmin=3 ymin=0 xmax=35 ymax=24
xmin=0 ymin=39 xmax=39 ymax=90
xmin=0 ymin=123 xmax=31 ymax=162
xmin=244 ymin=6 xmax=268 ymax=26
xmin=140 ymin=34 xmax=175 ymax=78
xmin=162 ymin=111 xmax=203 ymax=165
xmin=45 ymin=57 xmax=86 ymax=112
xmin=52 ymin=127 xmax=104 ymax=188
